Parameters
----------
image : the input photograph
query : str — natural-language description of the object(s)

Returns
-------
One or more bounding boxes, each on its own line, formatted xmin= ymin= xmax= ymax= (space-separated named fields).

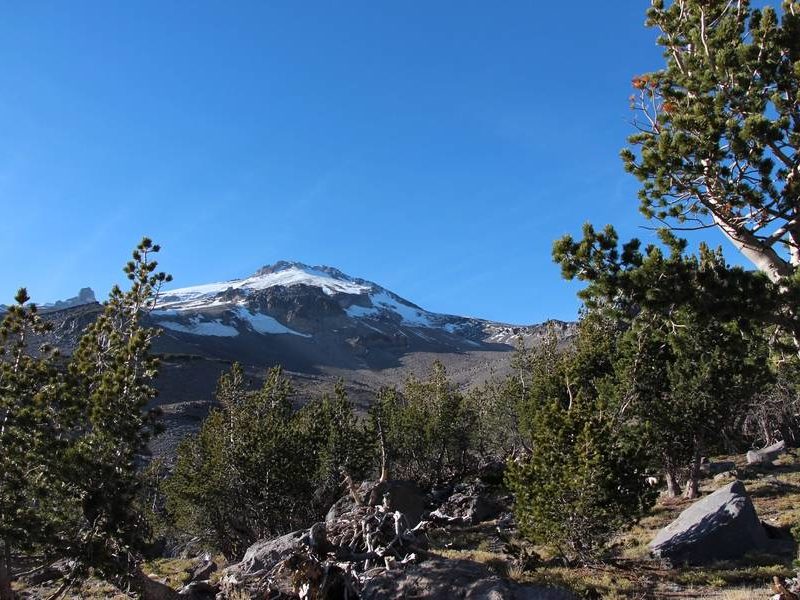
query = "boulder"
xmin=699 ymin=459 xmax=736 ymax=477
xmin=367 ymin=480 xmax=427 ymax=528
xmin=218 ymin=529 xmax=304 ymax=585
xmin=712 ymin=470 xmax=737 ymax=482
xmin=746 ymin=440 xmax=786 ymax=465
xmin=326 ymin=479 xmax=376 ymax=522
xmin=177 ymin=580 xmax=218 ymax=598
xmin=326 ymin=479 xmax=427 ymax=528
xmin=184 ymin=558 xmax=217 ymax=584
xmin=431 ymin=482 xmax=502 ymax=525
xmin=360 ymin=557 xmax=577 ymax=600
xmin=649 ymin=480 xmax=769 ymax=565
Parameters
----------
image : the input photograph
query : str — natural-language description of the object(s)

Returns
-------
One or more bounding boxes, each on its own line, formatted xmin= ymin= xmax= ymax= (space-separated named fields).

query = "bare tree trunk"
xmin=711 ymin=213 xmax=793 ymax=283
xmin=377 ymin=419 xmax=388 ymax=483
xmin=665 ymin=461 xmax=681 ymax=498
xmin=0 ymin=539 xmax=13 ymax=600
xmin=683 ymin=450 xmax=701 ymax=500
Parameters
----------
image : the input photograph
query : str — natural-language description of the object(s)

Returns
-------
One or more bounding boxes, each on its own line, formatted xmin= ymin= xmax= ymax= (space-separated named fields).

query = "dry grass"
xmin=426 ymin=452 xmax=800 ymax=599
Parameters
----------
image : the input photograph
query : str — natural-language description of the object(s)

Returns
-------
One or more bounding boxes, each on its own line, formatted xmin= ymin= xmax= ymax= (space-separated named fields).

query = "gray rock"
xmin=325 ymin=479 xmax=374 ymax=522
xmin=712 ymin=470 xmax=737 ymax=482
xmin=746 ymin=440 xmax=786 ymax=465
xmin=368 ymin=480 xmax=426 ymax=527
xmin=326 ymin=479 xmax=427 ymax=528
xmin=178 ymin=580 xmax=218 ymax=598
xmin=184 ymin=559 xmax=217 ymax=584
xmin=699 ymin=460 xmax=736 ymax=477
xmin=650 ymin=480 xmax=769 ymax=565
xmin=218 ymin=529 xmax=304 ymax=585
xmin=360 ymin=557 xmax=577 ymax=600
xmin=431 ymin=489 xmax=502 ymax=525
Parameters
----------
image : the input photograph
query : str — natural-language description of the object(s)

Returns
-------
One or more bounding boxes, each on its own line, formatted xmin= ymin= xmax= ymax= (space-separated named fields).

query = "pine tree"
xmin=622 ymin=0 xmax=800 ymax=283
xmin=370 ymin=361 xmax=478 ymax=487
xmin=617 ymin=305 xmax=770 ymax=498
xmin=555 ymin=229 xmax=773 ymax=497
xmin=506 ymin=315 xmax=656 ymax=563
xmin=67 ymin=238 xmax=173 ymax=595
xmin=293 ymin=380 xmax=376 ymax=518
xmin=0 ymin=290 xmax=78 ymax=600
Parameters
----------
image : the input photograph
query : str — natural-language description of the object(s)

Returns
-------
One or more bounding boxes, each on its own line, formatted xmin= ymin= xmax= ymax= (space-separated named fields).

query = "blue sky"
xmin=0 ymin=2 xmax=752 ymax=324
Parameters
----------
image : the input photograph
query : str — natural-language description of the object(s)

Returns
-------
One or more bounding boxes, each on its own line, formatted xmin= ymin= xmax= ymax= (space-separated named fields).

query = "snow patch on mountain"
xmin=234 ymin=307 xmax=310 ymax=337
xmin=160 ymin=318 xmax=239 ymax=337
xmin=346 ymin=291 xmax=433 ymax=327
xmin=373 ymin=291 xmax=433 ymax=327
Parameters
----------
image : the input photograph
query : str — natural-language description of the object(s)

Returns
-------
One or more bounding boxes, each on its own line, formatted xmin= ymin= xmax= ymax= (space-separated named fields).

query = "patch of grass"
xmin=435 ymin=548 xmax=504 ymax=564
xmin=142 ymin=557 xmax=197 ymax=589
xmin=714 ymin=588 xmax=772 ymax=600
xmin=515 ymin=565 xmax=640 ymax=599
xmin=671 ymin=562 xmax=792 ymax=588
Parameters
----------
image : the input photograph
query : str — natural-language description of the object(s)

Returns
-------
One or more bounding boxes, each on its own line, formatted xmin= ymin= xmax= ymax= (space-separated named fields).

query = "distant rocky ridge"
xmin=0 ymin=287 xmax=98 ymax=314
xmin=41 ymin=287 xmax=97 ymax=312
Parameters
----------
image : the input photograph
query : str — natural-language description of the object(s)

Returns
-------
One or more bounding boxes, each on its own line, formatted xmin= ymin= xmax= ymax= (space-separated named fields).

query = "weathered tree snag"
xmin=377 ymin=418 xmax=389 ymax=483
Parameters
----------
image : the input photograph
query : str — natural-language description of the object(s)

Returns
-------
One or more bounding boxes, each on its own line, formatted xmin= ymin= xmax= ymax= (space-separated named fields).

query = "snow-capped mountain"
xmin=151 ymin=260 xmax=550 ymax=348
xmin=30 ymin=261 xmax=573 ymax=457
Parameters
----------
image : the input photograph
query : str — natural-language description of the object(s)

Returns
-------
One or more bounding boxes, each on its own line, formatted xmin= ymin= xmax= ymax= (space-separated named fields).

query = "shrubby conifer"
xmin=370 ymin=361 xmax=478 ymax=487
xmin=0 ymin=239 xmax=173 ymax=598
xmin=506 ymin=315 xmax=656 ymax=562
xmin=0 ymin=290 xmax=77 ymax=599
xmin=165 ymin=367 xmax=375 ymax=560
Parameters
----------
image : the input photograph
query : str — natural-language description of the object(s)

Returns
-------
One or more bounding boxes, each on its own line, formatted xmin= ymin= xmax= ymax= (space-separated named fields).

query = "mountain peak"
xmin=157 ymin=262 xmax=376 ymax=312
xmin=254 ymin=260 xmax=313 ymax=276
xmin=253 ymin=261 xmax=355 ymax=283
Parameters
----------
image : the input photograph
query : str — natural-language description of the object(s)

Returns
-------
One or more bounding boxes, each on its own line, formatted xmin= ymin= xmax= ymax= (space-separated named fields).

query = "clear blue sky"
xmin=0 ymin=2 xmax=751 ymax=324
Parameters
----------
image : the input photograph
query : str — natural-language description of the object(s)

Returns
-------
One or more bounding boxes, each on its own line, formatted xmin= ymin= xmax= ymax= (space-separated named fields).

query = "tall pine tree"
xmin=67 ymin=238 xmax=174 ymax=596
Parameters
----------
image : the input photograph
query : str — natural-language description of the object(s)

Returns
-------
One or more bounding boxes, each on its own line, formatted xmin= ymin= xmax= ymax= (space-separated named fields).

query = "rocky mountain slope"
xmin=150 ymin=260 xmax=564 ymax=366
xmin=33 ymin=261 xmax=574 ymax=455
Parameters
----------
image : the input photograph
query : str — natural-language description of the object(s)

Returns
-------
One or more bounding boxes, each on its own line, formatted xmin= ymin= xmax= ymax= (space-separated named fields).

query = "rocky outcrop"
xmin=220 ymin=483 xmax=430 ymax=598
xmin=650 ymin=480 xmax=769 ymax=565
xmin=40 ymin=287 xmax=97 ymax=312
